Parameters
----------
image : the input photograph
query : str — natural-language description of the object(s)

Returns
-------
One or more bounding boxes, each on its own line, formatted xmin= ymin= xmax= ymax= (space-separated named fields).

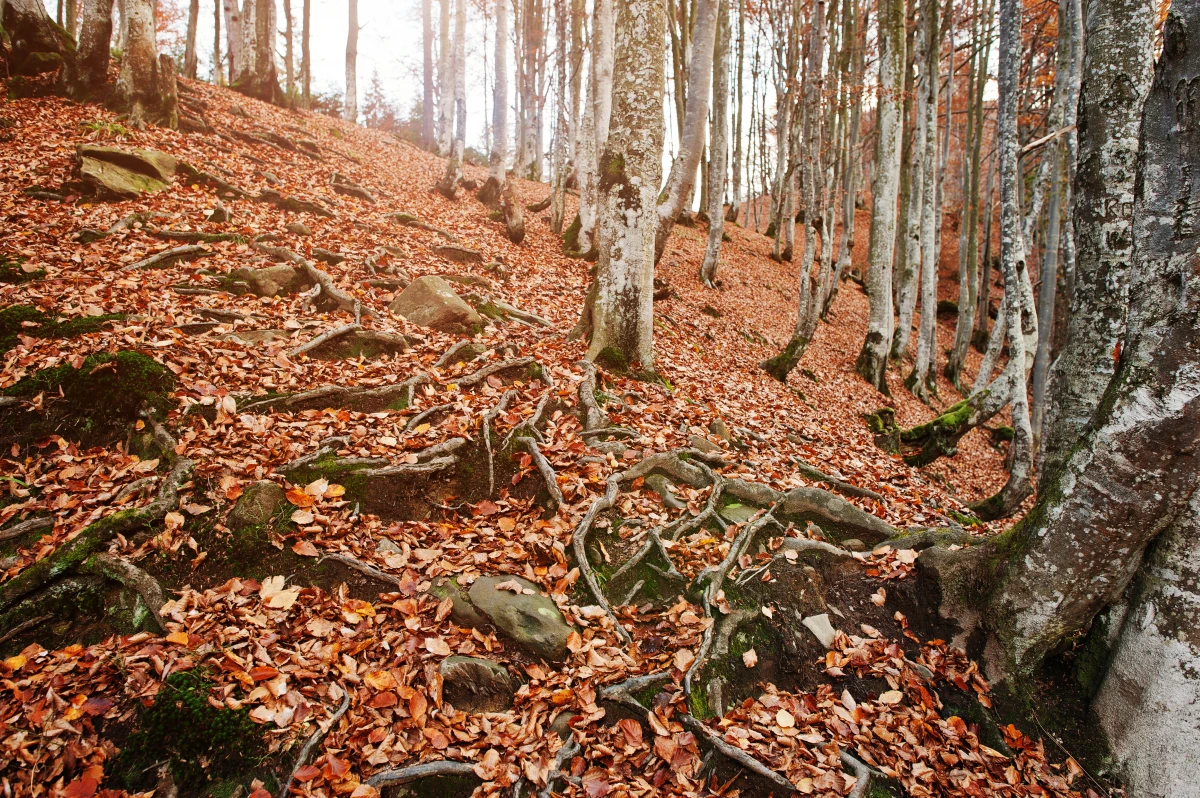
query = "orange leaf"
xmin=286 ymin=488 xmax=315 ymax=508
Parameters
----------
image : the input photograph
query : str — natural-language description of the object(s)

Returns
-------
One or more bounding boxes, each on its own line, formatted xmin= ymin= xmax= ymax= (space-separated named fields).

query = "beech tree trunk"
xmin=345 ymin=0 xmax=358 ymax=122
xmin=824 ymin=0 xmax=865 ymax=318
xmin=184 ymin=0 xmax=200 ymax=79
xmin=479 ymin=0 xmax=507 ymax=205
xmin=725 ymin=0 xmax=745 ymax=224
xmin=1038 ymin=0 xmax=1155 ymax=488
xmin=550 ymin=0 xmax=569 ymax=233
xmin=283 ymin=0 xmax=294 ymax=100
xmin=73 ymin=0 xmax=115 ymax=97
xmin=422 ymin=0 xmax=434 ymax=148
xmin=653 ymin=0 xmax=719 ymax=263
xmin=233 ymin=0 xmax=279 ymax=104
xmin=224 ymin=0 xmax=240 ymax=86
xmin=302 ymin=0 xmax=311 ymax=104
xmin=214 ymin=0 xmax=222 ymax=84
xmin=855 ymin=0 xmax=906 ymax=392
xmin=3 ymin=0 xmax=73 ymax=77
xmin=576 ymin=0 xmax=614 ymax=255
xmin=587 ymin=0 xmax=665 ymax=370
xmin=699 ymin=0 xmax=730 ymax=288
xmin=437 ymin=0 xmax=453 ymax=154
xmin=941 ymin=1 xmax=1200 ymax=680
xmin=111 ymin=0 xmax=170 ymax=127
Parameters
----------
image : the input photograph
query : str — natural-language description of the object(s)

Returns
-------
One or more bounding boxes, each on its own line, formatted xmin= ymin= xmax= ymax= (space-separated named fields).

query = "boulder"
xmin=231 ymin=264 xmax=301 ymax=297
xmin=428 ymin=576 xmax=489 ymax=629
xmin=75 ymin=145 xmax=177 ymax=199
xmin=228 ymin=481 xmax=287 ymax=529
xmin=688 ymin=434 xmax=721 ymax=454
xmin=207 ymin=201 xmax=233 ymax=223
xmin=389 ymin=276 xmax=483 ymax=335
xmin=285 ymin=222 xmax=312 ymax=236
xmin=439 ymin=656 xmax=519 ymax=713
xmin=467 ymin=575 xmax=573 ymax=663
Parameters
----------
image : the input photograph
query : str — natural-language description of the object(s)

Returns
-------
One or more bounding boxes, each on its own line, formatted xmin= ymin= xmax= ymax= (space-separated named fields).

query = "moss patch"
xmin=118 ymin=669 xmax=268 ymax=792
xmin=0 ymin=305 xmax=125 ymax=354
xmin=0 ymin=257 xmax=45 ymax=285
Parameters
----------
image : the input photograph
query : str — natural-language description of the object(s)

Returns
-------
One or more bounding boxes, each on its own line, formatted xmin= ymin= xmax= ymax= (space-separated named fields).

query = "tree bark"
xmin=946 ymin=2 xmax=1200 ymax=676
xmin=345 ymin=0 xmax=358 ymax=121
xmin=224 ymin=0 xmax=241 ymax=85
xmin=480 ymin=0 xmax=507 ymax=205
xmin=824 ymin=0 xmax=865 ymax=318
xmin=1037 ymin=0 xmax=1155 ymax=489
xmin=550 ymin=0 xmax=569 ymax=233
xmin=3 ymin=0 xmax=73 ymax=77
xmin=855 ymin=0 xmax=906 ymax=392
xmin=184 ymin=0 xmax=200 ymax=79
xmin=422 ymin=0 xmax=435 ymax=147
xmin=437 ymin=0 xmax=453 ymax=154
xmin=725 ymin=0 xmax=745 ymax=224
xmin=111 ymin=0 xmax=167 ymax=127
xmin=301 ymin=0 xmax=311 ymax=104
xmin=699 ymin=0 xmax=730 ymax=288
xmin=73 ymin=0 xmax=115 ymax=97
xmin=653 ymin=0 xmax=719 ymax=263
xmin=576 ymin=0 xmax=614 ymax=254
xmin=283 ymin=0 xmax=294 ymax=100
xmin=586 ymin=0 xmax=665 ymax=371
xmin=892 ymin=0 xmax=928 ymax=363
xmin=214 ymin=0 xmax=222 ymax=84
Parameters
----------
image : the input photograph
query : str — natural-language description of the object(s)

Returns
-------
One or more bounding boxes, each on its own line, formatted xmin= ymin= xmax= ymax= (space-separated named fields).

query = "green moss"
xmin=761 ymin=336 xmax=807 ymax=382
xmin=286 ymin=454 xmax=372 ymax=504
xmin=992 ymin=425 xmax=1015 ymax=442
xmin=595 ymin=346 xmax=628 ymax=373
xmin=562 ymin=213 xmax=582 ymax=252
xmin=701 ymin=305 xmax=722 ymax=318
xmin=118 ymin=669 xmax=267 ymax=792
xmin=80 ymin=119 xmax=130 ymax=137
xmin=0 ymin=306 xmax=126 ymax=354
xmin=947 ymin=509 xmax=983 ymax=527
xmin=17 ymin=51 xmax=64 ymax=76
xmin=0 ymin=256 xmax=44 ymax=285
xmin=689 ymin=680 xmax=713 ymax=719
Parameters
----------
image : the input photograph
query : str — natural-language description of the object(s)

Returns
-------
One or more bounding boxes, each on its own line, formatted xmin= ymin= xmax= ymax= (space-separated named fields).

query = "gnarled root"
xmin=279 ymin=689 xmax=352 ymax=798
xmin=366 ymin=760 xmax=478 ymax=789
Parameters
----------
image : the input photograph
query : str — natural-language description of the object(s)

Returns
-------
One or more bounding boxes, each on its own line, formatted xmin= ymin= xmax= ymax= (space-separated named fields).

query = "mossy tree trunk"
xmin=3 ymin=0 xmax=73 ymax=77
xmin=586 ymin=0 xmax=664 ymax=371
xmin=71 ymin=0 xmax=114 ymax=98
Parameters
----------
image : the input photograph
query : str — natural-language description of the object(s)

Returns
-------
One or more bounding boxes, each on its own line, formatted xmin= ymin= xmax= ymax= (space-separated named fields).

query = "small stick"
xmin=319 ymin=553 xmax=402 ymax=588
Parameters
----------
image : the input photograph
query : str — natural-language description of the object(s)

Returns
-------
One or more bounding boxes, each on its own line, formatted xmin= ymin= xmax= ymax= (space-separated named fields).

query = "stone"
xmin=688 ymin=434 xmax=721 ymax=454
xmin=389 ymin=276 xmax=483 ymax=335
xmin=231 ymin=264 xmax=301 ymax=297
xmin=708 ymin=418 xmax=733 ymax=442
xmin=468 ymin=575 xmax=573 ymax=663
xmin=377 ymin=538 xmax=402 ymax=556
xmin=429 ymin=576 xmax=489 ymax=629
xmin=313 ymin=247 xmax=346 ymax=265
xmin=286 ymin=222 xmax=312 ymax=236
xmin=718 ymin=502 xmax=759 ymax=525
xmin=228 ymin=481 xmax=286 ymax=529
xmin=841 ymin=538 xmax=866 ymax=552
xmin=801 ymin=613 xmax=837 ymax=648
xmin=433 ymin=245 xmax=484 ymax=264
xmin=229 ymin=103 xmax=251 ymax=118
xmin=439 ymin=656 xmax=519 ymax=713
xmin=207 ymin=201 xmax=232 ymax=223
xmin=261 ymin=171 xmax=280 ymax=185
xmin=549 ymin=711 xmax=578 ymax=741
xmin=644 ymin=474 xmax=687 ymax=510
xmin=75 ymin=145 xmax=177 ymax=199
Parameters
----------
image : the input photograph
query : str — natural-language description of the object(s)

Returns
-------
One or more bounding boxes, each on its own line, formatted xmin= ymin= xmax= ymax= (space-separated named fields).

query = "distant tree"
xmin=183 ymin=0 xmax=199 ymax=78
xmin=362 ymin=72 xmax=398 ymax=132
xmin=345 ymin=0 xmax=358 ymax=122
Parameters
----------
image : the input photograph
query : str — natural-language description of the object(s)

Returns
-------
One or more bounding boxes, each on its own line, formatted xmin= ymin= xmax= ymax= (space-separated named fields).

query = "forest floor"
xmin=0 ymin=78 xmax=1101 ymax=798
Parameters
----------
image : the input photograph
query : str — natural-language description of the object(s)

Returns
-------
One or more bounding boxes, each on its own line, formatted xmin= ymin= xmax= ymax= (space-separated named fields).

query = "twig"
xmin=482 ymin=391 xmax=516 ymax=495
xmin=319 ymin=553 xmax=402 ymax=588
xmin=366 ymin=760 xmax=478 ymax=788
xmin=0 ymin=614 xmax=50 ymax=646
xmin=279 ymin=689 xmax=352 ymax=798
xmin=128 ymin=245 xmax=211 ymax=270
xmin=288 ymin=323 xmax=360 ymax=358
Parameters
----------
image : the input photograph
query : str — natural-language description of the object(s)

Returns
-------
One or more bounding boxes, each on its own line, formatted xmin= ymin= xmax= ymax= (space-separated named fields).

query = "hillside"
xmin=0 ymin=80 xmax=1084 ymax=798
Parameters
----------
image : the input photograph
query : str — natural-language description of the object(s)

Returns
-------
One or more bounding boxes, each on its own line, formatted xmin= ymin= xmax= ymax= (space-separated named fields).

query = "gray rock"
xmin=717 ymin=502 xmax=759 ymax=525
xmin=286 ymin=222 xmax=312 ymax=236
xmin=228 ymin=103 xmax=251 ymax=118
xmin=439 ymin=656 xmax=519 ymax=713
xmin=429 ymin=576 xmax=489 ymax=629
xmin=801 ymin=613 xmax=837 ymax=648
xmin=76 ymin=145 xmax=176 ymax=199
xmin=231 ymin=264 xmax=301 ymax=297
xmin=841 ymin=538 xmax=866 ymax=552
xmin=688 ymin=434 xmax=721 ymax=454
xmin=549 ymin=711 xmax=578 ymax=741
xmin=228 ymin=481 xmax=286 ymax=529
xmin=644 ymin=474 xmax=686 ymax=510
xmin=389 ymin=276 xmax=483 ymax=335
xmin=207 ymin=201 xmax=232 ymax=223
xmin=708 ymin=418 xmax=733 ymax=442
xmin=261 ymin=171 xmax=280 ymax=185
xmin=312 ymin=247 xmax=345 ymax=265
xmin=377 ymin=538 xmax=402 ymax=556
xmin=468 ymin=575 xmax=573 ymax=663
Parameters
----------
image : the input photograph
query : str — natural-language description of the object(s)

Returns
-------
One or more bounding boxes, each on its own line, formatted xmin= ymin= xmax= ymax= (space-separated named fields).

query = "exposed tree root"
xmin=482 ymin=391 xmax=517 ymax=495
xmin=240 ymin=375 xmax=430 ymax=414
xmin=251 ymin=242 xmax=373 ymax=320
xmin=455 ymin=357 xmax=537 ymax=389
xmin=78 ymin=553 xmax=167 ymax=633
xmin=537 ymin=737 xmax=582 ymax=798
xmin=501 ymin=393 xmax=552 ymax=450
xmin=0 ymin=613 xmax=50 ymax=646
xmin=405 ymin=403 xmax=455 ymax=432
xmin=0 ymin=516 xmax=54 ymax=542
xmin=128 ymin=245 xmax=212 ymax=271
xmin=572 ymin=476 xmax=629 ymax=642
xmin=841 ymin=751 xmax=877 ymax=798
xmin=792 ymin=457 xmax=885 ymax=502
xmin=365 ymin=760 xmax=478 ymax=788
xmin=384 ymin=212 xmax=458 ymax=242
xmin=279 ymin=689 xmax=351 ymax=798
xmin=517 ymin=437 xmax=565 ymax=510
xmin=318 ymin=554 xmax=403 ymax=589
xmin=288 ymin=323 xmax=360 ymax=358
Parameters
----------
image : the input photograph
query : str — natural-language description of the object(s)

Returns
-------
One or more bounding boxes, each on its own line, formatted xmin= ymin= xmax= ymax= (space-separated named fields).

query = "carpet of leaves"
xmin=0 ymin=79 xmax=1071 ymax=798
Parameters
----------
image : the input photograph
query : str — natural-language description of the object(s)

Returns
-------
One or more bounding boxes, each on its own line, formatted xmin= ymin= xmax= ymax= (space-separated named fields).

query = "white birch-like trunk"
xmin=578 ymin=0 xmax=614 ymax=253
xmin=587 ymin=0 xmax=665 ymax=370
xmin=437 ymin=0 xmax=453 ymax=155
xmin=700 ymin=0 xmax=731 ymax=288
xmin=345 ymin=0 xmax=359 ymax=122
xmin=855 ymin=0 xmax=906 ymax=392
xmin=489 ymin=0 xmax=508 ymax=184
xmin=653 ymin=0 xmax=720 ymax=262
xmin=893 ymin=0 xmax=929 ymax=363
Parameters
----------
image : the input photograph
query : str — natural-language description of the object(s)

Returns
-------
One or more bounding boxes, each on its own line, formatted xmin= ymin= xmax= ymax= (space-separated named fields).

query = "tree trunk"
xmin=184 ymin=0 xmax=200 ymax=79
xmin=65 ymin=0 xmax=77 ymax=37
xmin=345 ymin=0 xmax=358 ymax=121
xmin=224 ymin=0 xmax=240 ymax=85
xmin=577 ymin=0 xmax=614 ymax=255
xmin=1093 ymin=490 xmax=1200 ymax=797
xmin=233 ymin=0 xmax=279 ymax=103
xmin=568 ymin=0 xmax=584 ymax=167
xmin=892 ymin=0 xmax=928 ymax=363
xmin=111 ymin=0 xmax=168 ymax=127
xmin=3 ymin=0 xmax=73 ymax=77
xmin=824 ymin=0 xmax=865 ymax=318
xmin=73 ymin=0 xmax=115 ymax=97
xmin=214 ymin=0 xmax=222 ymax=84
xmin=550 ymin=0 xmax=569 ymax=234
xmin=653 ymin=0 xmax=719 ymax=263
xmin=479 ymin=0 xmax=507 ymax=206
xmin=438 ymin=0 xmax=453 ymax=154
xmin=855 ymin=0 xmax=906 ymax=393
xmin=725 ymin=0 xmax=745 ymax=224
xmin=699 ymin=0 xmax=730 ymax=288
xmin=1037 ymin=0 xmax=1155 ymax=489
xmin=1029 ymin=153 xmax=1062 ymax=443
xmin=437 ymin=0 xmax=467 ymax=197
xmin=283 ymin=0 xmax=294 ymax=100
xmin=301 ymin=0 xmax=311 ymax=104
xmin=422 ymin=0 xmax=435 ymax=148
xmin=906 ymin=0 xmax=940 ymax=401
xmin=586 ymin=0 xmax=665 ymax=371
xmin=931 ymin=1 xmax=1200 ymax=678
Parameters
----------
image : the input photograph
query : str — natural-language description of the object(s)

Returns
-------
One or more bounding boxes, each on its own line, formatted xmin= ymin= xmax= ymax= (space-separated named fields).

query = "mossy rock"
xmin=16 ymin=51 xmax=63 ymax=76
xmin=117 ymin=669 xmax=268 ymax=793
xmin=2 ymin=350 xmax=173 ymax=445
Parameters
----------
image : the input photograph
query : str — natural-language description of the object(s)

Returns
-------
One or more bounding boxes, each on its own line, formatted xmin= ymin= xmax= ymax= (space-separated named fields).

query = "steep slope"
xmin=0 ymin=81 xmax=1079 ymax=798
